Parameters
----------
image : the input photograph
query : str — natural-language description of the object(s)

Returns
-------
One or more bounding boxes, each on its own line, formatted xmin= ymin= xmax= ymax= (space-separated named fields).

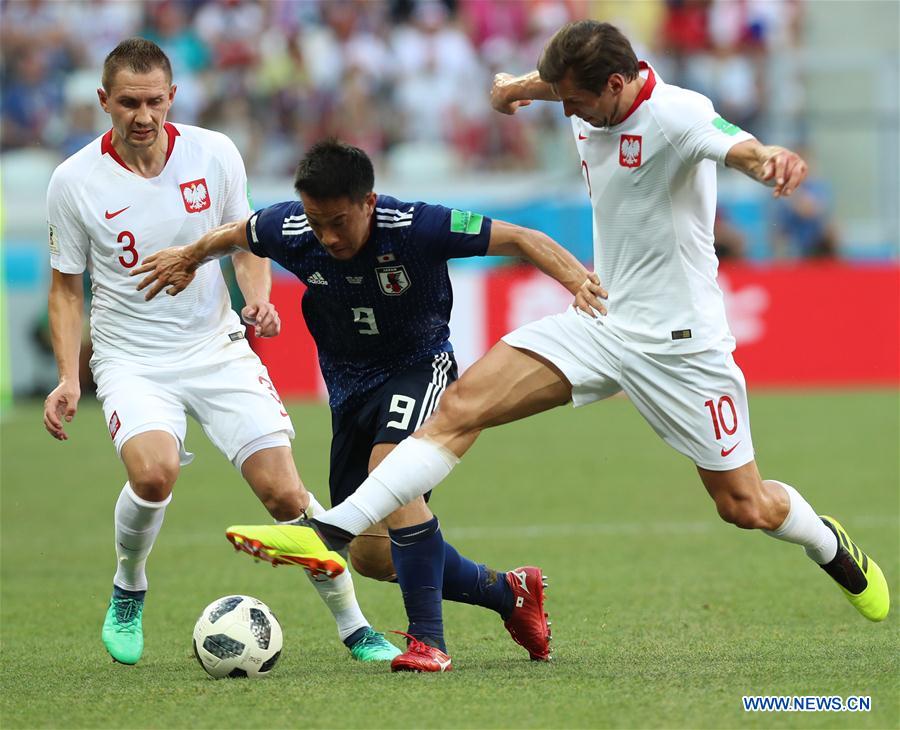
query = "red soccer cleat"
xmin=503 ymin=566 xmax=551 ymax=661
xmin=389 ymin=632 xmax=452 ymax=673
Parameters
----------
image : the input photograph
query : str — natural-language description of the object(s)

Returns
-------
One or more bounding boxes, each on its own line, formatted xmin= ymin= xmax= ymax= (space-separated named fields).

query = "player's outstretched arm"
xmin=725 ymin=139 xmax=808 ymax=198
xmin=487 ymin=220 xmax=607 ymax=317
xmin=491 ymin=71 xmax=559 ymax=115
xmin=131 ymin=218 xmax=250 ymax=300
xmin=232 ymin=250 xmax=280 ymax=338
xmin=44 ymin=270 xmax=84 ymax=441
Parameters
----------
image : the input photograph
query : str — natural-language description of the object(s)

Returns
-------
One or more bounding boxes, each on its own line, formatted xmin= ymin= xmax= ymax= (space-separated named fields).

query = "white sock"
xmin=764 ymin=481 xmax=838 ymax=564
xmin=279 ymin=493 xmax=369 ymax=642
xmin=318 ymin=437 xmax=459 ymax=535
xmin=113 ymin=482 xmax=170 ymax=592
xmin=303 ymin=490 xmax=325 ymax=519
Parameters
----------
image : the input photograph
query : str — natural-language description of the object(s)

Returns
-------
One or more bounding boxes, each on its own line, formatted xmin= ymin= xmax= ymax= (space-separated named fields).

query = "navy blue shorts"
xmin=329 ymin=352 xmax=458 ymax=507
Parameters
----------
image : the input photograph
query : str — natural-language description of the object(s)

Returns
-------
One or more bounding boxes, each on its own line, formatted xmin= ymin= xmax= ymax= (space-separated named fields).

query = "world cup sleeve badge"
xmin=619 ymin=135 xmax=642 ymax=167
xmin=180 ymin=178 xmax=211 ymax=213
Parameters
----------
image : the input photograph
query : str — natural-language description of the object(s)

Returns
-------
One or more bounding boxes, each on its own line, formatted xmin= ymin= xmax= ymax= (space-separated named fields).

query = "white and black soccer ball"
xmin=192 ymin=595 xmax=283 ymax=678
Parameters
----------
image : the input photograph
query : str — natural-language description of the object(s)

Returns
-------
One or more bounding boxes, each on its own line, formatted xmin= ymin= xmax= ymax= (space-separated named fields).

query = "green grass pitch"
xmin=2 ymin=391 xmax=898 ymax=729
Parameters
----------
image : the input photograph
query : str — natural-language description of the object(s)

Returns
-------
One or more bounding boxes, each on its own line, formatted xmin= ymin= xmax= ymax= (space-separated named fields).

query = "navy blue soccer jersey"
xmin=247 ymin=195 xmax=491 ymax=413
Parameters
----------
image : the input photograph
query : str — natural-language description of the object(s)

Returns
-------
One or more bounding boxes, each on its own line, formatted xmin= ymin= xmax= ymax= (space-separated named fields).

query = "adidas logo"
xmin=307 ymin=272 xmax=328 ymax=286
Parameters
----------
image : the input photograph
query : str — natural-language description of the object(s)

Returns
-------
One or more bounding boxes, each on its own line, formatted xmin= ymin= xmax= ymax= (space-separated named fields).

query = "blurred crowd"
xmin=3 ymin=0 xmax=836 ymax=258
xmin=2 ymin=0 xmax=804 ymax=168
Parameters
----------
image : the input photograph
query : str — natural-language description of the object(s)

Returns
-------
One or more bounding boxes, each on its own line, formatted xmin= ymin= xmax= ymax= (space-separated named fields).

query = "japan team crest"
xmin=180 ymin=178 xmax=211 ymax=213
xmin=619 ymin=135 xmax=642 ymax=167
xmin=376 ymin=265 xmax=411 ymax=295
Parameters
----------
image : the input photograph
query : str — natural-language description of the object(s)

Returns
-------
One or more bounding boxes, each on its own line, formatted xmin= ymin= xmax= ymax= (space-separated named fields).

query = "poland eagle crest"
xmin=180 ymin=178 xmax=211 ymax=213
xmin=619 ymin=135 xmax=642 ymax=168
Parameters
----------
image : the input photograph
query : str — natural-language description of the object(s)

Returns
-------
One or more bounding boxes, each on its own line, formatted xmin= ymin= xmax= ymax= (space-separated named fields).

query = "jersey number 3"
xmin=117 ymin=231 xmax=138 ymax=269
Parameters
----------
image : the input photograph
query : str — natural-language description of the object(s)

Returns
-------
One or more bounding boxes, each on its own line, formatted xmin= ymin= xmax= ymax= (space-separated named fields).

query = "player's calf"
xmin=349 ymin=533 xmax=396 ymax=582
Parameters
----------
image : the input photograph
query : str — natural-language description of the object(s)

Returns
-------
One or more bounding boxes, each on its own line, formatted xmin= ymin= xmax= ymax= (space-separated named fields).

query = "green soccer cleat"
xmin=225 ymin=522 xmax=347 ymax=578
xmin=819 ymin=516 xmax=889 ymax=622
xmin=101 ymin=586 xmax=145 ymax=665
xmin=348 ymin=628 xmax=402 ymax=662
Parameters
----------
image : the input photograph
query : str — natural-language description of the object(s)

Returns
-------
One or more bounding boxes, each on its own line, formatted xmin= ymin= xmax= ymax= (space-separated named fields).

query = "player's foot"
xmin=225 ymin=522 xmax=347 ymax=578
xmin=347 ymin=627 xmax=402 ymax=662
xmin=101 ymin=586 xmax=145 ymax=665
xmin=389 ymin=632 xmax=452 ymax=673
xmin=819 ymin=516 xmax=889 ymax=622
xmin=503 ymin=566 xmax=552 ymax=661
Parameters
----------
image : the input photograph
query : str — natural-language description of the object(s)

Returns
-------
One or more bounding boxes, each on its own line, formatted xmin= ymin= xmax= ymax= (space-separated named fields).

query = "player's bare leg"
xmin=240 ymin=445 xmax=309 ymax=521
xmin=238 ymin=444 xmax=397 ymax=661
xmin=103 ymin=430 xmax=180 ymax=664
xmin=698 ymin=460 xmax=788 ymax=530
xmin=301 ymin=342 xmax=571 ymax=538
xmin=420 ymin=341 xmax=573 ymax=456
xmin=699 ymin=461 xmax=889 ymax=621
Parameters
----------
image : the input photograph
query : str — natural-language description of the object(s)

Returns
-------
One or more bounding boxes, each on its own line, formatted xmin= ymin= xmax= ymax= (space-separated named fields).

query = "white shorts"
xmin=93 ymin=338 xmax=295 ymax=469
xmin=502 ymin=308 xmax=755 ymax=471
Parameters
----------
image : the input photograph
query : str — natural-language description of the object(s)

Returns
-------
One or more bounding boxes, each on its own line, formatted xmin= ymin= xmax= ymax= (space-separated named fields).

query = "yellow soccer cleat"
xmin=819 ymin=516 xmax=889 ymax=622
xmin=226 ymin=522 xmax=347 ymax=578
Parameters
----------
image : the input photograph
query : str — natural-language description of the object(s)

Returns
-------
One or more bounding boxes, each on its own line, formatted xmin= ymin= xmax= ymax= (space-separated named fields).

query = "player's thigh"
xmin=94 ymin=361 xmax=192 ymax=467
xmin=621 ymin=347 xmax=755 ymax=471
xmin=182 ymin=346 xmax=295 ymax=466
xmin=463 ymin=307 xmax=623 ymax=425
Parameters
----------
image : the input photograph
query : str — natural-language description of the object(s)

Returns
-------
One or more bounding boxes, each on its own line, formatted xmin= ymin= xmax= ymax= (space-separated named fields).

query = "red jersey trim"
xmin=616 ymin=62 xmax=656 ymax=126
xmin=100 ymin=122 xmax=180 ymax=172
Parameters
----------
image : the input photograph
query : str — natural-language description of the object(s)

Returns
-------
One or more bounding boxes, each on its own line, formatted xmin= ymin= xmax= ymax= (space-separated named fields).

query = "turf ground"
xmin=1 ymin=391 xmax=898 ymax=729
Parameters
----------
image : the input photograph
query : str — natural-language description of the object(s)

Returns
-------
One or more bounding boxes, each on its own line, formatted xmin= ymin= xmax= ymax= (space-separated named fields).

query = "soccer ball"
xmin=192 ymin=595 xmax=283 ymax=678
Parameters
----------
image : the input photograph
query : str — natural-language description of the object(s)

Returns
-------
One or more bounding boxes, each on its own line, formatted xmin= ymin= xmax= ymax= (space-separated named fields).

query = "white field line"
xmin=442 ymin=514 xmax=898 ymax=541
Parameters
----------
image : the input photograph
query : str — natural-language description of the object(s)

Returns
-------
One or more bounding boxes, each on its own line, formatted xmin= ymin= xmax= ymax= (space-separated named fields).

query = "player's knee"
xmin=349 ymin=536 xmax=396 ymax=582
xmin=130 ymin=462 xmax=178 ymax=502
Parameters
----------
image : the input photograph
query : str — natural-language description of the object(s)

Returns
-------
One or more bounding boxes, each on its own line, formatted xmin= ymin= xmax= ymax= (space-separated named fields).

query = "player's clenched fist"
xmin=242 ymin=302 xmax=281 ymax=338
xmin=131 ymin=246 xmax=199 ymax=300
xmin=490 ymin=72 xmax=534 ymax=115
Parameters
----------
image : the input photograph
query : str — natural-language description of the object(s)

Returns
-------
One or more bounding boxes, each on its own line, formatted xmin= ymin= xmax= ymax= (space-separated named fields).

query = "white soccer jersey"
xmin=47 ymin=123 xmax=251 ymax=364
xmin=573 ymin=62 xmax=754 ymax=353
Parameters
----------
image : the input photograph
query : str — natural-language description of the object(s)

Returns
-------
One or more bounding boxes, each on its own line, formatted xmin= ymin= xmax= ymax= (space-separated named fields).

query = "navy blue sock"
xmin=389 ymin=517 xmax=446 ymax=651
xmin=441 ymin=542 xmax=515 ymax=619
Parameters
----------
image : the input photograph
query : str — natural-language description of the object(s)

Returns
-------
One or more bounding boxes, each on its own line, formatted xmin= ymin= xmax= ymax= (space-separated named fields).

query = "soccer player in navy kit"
xmin=134 ymin=139 xmax=608 ymax=671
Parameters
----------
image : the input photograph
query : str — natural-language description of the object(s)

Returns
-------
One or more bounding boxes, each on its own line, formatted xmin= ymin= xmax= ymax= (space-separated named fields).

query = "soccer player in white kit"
xmin=43 ymin=38 xmax=401 ymax=665
xmin=227 ymin=21 xmax=888 ymax=625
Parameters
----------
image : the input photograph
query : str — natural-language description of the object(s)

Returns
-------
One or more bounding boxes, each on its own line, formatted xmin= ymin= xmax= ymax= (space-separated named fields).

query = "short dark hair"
xmin=102 ymin=37 xmax=173 ymax=92
xmin=293 ymin=139 xmax=375 ymax=201
xmin=537 ymin=21 xmax=639 ymax=93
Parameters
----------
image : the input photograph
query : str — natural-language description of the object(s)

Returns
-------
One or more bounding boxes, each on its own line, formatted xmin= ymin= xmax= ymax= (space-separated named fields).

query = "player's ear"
xmin=607 ymin=73 xmax=625 ymax=95
xmin=168 ymin=84 xmax=177 ymax=103
xmin=97 ymin=87 xmax=109 ymax=112
xmin=364 ymin=191 xmax=377 ymax=212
